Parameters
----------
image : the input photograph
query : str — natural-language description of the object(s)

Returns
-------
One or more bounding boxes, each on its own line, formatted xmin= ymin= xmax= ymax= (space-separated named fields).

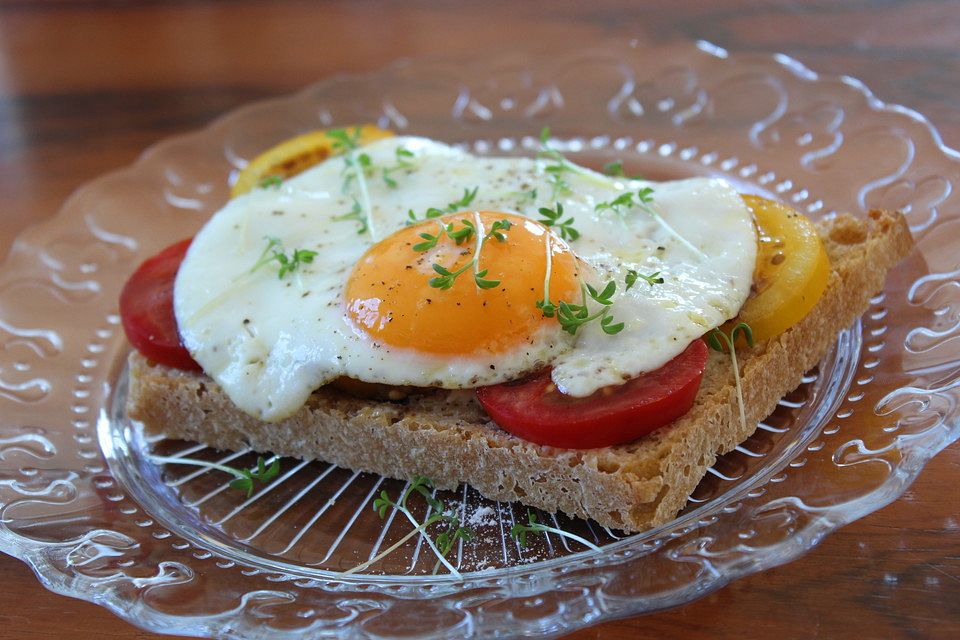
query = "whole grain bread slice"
xmin=126 ymin=210 xmax=912 ymax=532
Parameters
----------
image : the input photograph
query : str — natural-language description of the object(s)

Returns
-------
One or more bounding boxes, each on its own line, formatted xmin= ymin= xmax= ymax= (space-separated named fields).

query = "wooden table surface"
xmin=1 ymin=1 xmax=958 ymax=638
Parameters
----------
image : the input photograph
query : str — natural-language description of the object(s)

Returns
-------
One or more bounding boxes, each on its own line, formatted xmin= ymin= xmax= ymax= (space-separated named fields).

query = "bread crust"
xmin=126 ymin=210 xmax=913 ymax=532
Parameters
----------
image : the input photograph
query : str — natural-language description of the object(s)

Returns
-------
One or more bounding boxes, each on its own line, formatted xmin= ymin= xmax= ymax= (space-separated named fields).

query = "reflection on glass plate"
xmin=0 ymin=40 xmax=957 ymax=639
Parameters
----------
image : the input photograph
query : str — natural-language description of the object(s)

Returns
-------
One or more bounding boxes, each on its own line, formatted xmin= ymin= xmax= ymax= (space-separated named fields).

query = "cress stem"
xmin=535 ymin=524 xmax=601 ymax=551
xmin=341 ymin=520 xmax=433 ymax=576
xmin=400 ymin=509 xmax=462 ymax=578
xmin=350 ymin=152 xmax=378 ymax=241
xmin=729 ymin=340 xmax=748 ymax=436
xmin=148 ymin=455 xmax=247 ymax=480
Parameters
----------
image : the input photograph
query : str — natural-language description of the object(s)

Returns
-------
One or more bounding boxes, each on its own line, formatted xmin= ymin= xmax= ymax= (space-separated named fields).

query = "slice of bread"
xmin=126 ymin=210 xmax=912 ymax=532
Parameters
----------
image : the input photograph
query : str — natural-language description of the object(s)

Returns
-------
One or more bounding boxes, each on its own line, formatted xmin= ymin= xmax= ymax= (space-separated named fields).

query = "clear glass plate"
xmin=0 ymin=40 xmax=957 ymax=639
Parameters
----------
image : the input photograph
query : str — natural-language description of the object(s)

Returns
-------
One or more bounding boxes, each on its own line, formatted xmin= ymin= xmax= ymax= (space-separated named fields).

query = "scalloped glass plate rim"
xmin=0 ymin=38 xmax=957 ymax=639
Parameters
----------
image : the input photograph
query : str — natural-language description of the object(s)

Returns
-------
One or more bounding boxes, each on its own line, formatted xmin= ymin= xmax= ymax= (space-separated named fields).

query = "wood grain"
xmin=0 ymin=1 xmax=958 ymax=638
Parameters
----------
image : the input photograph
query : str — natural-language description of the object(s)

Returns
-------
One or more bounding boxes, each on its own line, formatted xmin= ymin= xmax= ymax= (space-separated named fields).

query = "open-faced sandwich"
xmin=122 ymin=126 xmax=912 ymax=534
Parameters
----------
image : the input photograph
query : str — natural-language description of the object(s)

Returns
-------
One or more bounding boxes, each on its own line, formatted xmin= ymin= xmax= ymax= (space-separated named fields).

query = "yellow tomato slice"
xmin=732 ymin=195 xmax=831 ymax=343
xmin=230 ymin=125 xmax=395 ymax=197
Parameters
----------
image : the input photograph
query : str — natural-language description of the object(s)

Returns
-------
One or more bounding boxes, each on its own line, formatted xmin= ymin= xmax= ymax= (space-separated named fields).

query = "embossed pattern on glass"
xmin=0 ymin=41 xmax=957 ymax=638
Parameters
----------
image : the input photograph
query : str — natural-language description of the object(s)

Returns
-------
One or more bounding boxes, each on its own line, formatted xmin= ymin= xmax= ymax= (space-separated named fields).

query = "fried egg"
xmin=174 ymin=137 xmax=756 ymax=421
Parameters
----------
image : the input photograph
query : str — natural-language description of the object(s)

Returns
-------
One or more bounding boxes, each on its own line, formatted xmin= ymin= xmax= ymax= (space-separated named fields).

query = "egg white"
xmin=175 ymin=137 xmax=755 ymax=421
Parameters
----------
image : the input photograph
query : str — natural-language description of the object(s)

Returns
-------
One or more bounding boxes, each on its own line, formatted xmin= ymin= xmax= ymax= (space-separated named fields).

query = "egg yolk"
xmin=345 ymin=211 xmax=580 ymax=356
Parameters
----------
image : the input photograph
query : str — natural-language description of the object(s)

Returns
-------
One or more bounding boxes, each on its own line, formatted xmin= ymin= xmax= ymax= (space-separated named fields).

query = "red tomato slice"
xmin=476 ymin=340 xmax=708 ymax=449
xmin=119 ymin=238 xmax=201 ymax=372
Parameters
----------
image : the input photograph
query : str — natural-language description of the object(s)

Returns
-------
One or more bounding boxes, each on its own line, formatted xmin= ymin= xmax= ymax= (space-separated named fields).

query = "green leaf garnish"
xmin=250 ymin=236 xmax=318 ymax=279
xmin=381 ymin=145 xmax=415 ymax=188
xmin=536 ymin=298 xmax=557 ymax=317
xmin=595 ymin=192 xmax=635 ymax=214
xmin=537 ymin=127 xmax=575 ymax=197
xmin=408 ymin=187 xmax=480 ymax=223
xmin=537 ymin=203 xmax=580 ymax=242
xmin=602 ymin=160 xmax=644 ymax=180
xmin=428 ymin=263 xmax=464 ymax=290
xmin=149 ymin=455 xmax=281 ymax=498
xmin=420 ymin=215 xmax=511 ymax=292
xmin=474 ymin=269 xmax=501 ymax=289
xmin=706 ymin=321 xmax=754 ymax=353
xmin=595 ymin=188 xmax=657 ymax=216
xmin=625 ymin=270 xmax=664 ymax=290
xmin=229 ymin=456 xmax=281 ymax=496
xmin=326 ymin=126 xmax=363 ymax=152
xmin=551 ymin=280 xmax=624 ymax=336
xmin=448 ymin=185 xmax=479 ymax=210
xmin=332 ymin=197 xmax=369 ymax=235
xmin=412 ymin=223 xmax=444 ymax=252
xmin=586 ymin=280 xmax=616 ymax=305
xmin=602 ymin=161 xmax=624 ymax=177
xmin=510 ymin=509 xmax=600 ymax=551
xmin=446 ymin=218 xmax=476 ymax=245
xmin=257 ymin=174 xmax=283 ymax=190
xmin=486 ymin=218 xmax=513 ymax=241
